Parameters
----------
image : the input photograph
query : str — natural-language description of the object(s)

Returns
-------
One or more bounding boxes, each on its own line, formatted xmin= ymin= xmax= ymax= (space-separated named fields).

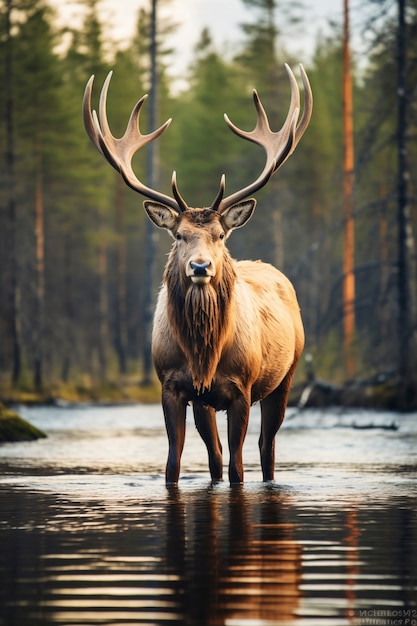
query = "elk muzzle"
xmin=186 ymin=259 xmax=215 ymax=285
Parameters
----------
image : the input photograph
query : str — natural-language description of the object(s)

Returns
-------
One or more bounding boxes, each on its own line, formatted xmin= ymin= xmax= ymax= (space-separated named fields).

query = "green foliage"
xmin=0 ymin=0 xmax=416 ymax=399
xmin=173 ymin=35 xmax=245 ymax=207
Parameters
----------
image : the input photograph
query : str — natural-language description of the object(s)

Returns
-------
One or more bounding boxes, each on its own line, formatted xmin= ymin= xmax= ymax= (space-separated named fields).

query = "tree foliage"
xmin=0 ymin=0 xmax=416 ymax=406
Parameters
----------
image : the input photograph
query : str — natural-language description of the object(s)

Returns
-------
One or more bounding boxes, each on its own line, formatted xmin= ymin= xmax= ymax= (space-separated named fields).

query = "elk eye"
xmin=219 ymin=232 xmax=225 ymax=240
xmin=176 ymin=233 xmax=182 ymax=240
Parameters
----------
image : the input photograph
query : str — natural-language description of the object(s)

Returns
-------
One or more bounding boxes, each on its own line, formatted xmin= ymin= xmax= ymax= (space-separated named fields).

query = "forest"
xmin=0 ymin=0 xmax=416 ymax=409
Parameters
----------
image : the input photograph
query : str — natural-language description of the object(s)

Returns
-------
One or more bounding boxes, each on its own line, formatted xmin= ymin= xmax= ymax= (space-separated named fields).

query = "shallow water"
xmin=0 ymin=404 xmax=416 ymax=625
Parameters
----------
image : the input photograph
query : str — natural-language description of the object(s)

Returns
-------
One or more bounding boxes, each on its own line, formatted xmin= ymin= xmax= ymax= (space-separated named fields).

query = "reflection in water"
xmin=345 ymin=508 xmax=360 ymax=613
xmin=1 ymin=405 xmax=417 ymax=625
xmin=164 ymin=486 xmax=302 ymax=624
xmin=1 ymin=482 xmax=417 ymax=626
xmin=0 ymin=485 xmax=302 ymax=625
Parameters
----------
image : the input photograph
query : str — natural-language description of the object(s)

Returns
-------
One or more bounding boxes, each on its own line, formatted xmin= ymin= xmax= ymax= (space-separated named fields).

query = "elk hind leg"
xmin=259 ymin=368 xmax=295 ymax=481
xmin=193 ymin=403 xmax=223 ymax=481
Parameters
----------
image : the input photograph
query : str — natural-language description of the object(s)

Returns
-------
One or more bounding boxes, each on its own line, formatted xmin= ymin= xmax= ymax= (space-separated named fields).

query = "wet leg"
xmin=259 ymin=369 xmax=295 ymax=481
xmin=193 ymin=404 xmax=223 ymax=481
xmin=162 ymin=387 xmax=187 ymax=484
xmin=227 ymin=395 xmax=250 ymax=484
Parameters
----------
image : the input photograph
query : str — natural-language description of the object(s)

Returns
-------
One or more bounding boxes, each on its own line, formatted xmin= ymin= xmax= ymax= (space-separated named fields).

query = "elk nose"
xmin=190 ymin=260 xmax=210 ymax=276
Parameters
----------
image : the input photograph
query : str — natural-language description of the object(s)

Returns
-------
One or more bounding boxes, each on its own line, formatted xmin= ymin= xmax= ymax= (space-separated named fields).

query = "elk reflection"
xmin=164 ymin=485 xmax=302 ymax=625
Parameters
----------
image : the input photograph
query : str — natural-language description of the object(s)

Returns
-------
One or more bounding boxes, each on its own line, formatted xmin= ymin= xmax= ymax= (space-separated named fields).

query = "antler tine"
xmin=272 ymin=63 xmax=313 ymax=172
xmin=294 ymin=64 xmax=313 ymax=145
xmin=171 ymin=171 xmax=188 ymax=212
xmin=211 ymin=175 xmax=226 ymax=212
xmin=215 ymin=64 xmax=312 ymax=214
xmin=224 ymin=91 xmax=276 ymax=163
xmin=83 ymin=75 xmax=106 ymax=159
xmin=83 ymin=72 xmax=182 ymax=213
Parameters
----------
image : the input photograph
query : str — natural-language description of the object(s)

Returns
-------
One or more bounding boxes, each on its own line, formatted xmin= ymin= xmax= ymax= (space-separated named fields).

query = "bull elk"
xmin=83 ymin=64 xmax=312 ymax=484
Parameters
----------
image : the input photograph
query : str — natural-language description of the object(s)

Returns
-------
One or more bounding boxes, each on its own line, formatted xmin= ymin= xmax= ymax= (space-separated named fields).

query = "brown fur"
xmin=164 ymin=243 xmax=236 ymax=392
xmin=149 ymin=206 xmax=304 ymax=484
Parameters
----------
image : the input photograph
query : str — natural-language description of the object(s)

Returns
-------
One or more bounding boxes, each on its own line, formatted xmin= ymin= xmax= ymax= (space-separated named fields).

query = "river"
xmin=0 ymin=404 xmax=416 ymax=626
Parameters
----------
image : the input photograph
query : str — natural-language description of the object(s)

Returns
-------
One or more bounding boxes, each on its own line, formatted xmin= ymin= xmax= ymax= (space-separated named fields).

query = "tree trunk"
xmin=271 ymin=179 xmax=284 ymax=270
xmin=97 ymin=235 xmax=109 ymax=381
xmin=142 ymin=0 xmax=158 ymax=384
xmin=33 ymin=138 xmax=45 ymax=390
xmin=61 ymin=234 xmax=74 ymax=382
xmin=378 ymin=191 xmax=390 ymax=347
xmin=5 ymin=0 xmax=22 ymax=386
xmin=342 ymin=0 xmax=356 ymax=378
xmin=115 ymin=176 xmax=128 ymax=375
xmin=397 ymin=0 xmax=417 ymax=408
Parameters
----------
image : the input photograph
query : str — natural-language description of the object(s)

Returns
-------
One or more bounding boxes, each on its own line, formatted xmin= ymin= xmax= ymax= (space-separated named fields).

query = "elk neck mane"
xmin=164 ymin=244 xmax=236 ymax=393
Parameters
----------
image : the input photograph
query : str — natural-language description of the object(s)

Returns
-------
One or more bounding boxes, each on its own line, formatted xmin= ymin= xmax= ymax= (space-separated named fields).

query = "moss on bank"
xmin=0 ymin=379 xmax=161 ymax=407
xmin=0 ymin=403 xmax=47 ymax=443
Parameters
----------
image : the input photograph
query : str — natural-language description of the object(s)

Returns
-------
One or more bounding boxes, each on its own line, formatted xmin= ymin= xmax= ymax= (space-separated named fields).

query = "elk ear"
xmin=221 ymin=199 xmax=256 ymax=232
xmin=144 ymin=201 xmax=179 ymax=233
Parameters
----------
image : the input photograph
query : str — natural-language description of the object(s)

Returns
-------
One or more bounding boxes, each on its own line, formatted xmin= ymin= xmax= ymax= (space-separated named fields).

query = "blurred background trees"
xmin=0 ymin=0 xmax=416 ymax=407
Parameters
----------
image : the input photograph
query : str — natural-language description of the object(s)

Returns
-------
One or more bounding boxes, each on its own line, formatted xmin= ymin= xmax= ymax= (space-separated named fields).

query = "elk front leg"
xmin=227 ymin=395 xmax=250 ymax=484
xmin=162 ymin=387 xmax=187 ymax=484
xmin=193 ymin=404 xmax=223 ymax=481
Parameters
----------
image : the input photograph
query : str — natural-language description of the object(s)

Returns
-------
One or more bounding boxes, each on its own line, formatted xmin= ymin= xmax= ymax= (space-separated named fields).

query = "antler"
xmin=212 ymin=64 xmax=313 ymax=214
xmin=83 ymin=72 xmax=189 ymax=212
xmin=83 ymin=65 xmax=312 ymax=215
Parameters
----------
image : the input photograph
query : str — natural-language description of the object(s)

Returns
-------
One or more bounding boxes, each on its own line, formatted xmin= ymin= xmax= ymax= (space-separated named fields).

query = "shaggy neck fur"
xmin=164 ymin=245 xmax=236 ymax=393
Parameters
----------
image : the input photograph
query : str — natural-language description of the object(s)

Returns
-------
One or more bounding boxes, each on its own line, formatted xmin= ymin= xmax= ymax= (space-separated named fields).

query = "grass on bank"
xmin=0 ymin=377 xmax=162 ymax=407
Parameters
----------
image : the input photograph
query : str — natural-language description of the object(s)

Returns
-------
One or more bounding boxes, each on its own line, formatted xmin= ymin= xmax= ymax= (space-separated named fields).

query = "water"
xmin=0 ymin=404 xmax=416 ymax=626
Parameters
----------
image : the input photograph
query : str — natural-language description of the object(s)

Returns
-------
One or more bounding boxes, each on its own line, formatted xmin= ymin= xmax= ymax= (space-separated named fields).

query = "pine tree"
xmin=10 ymin=0 xmax=65 ymax=388
xmin=235 ymin=0 xmax=304 ymax=267
xmin=0 ymin=0 xmax=23 ymax=385
xmin=174 ymin=30 xmax=243 ymax=208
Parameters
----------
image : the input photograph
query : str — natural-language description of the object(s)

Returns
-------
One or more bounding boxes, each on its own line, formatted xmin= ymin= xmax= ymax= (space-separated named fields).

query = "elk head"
xmin=82 ymin=65 xmax=312 ymax=286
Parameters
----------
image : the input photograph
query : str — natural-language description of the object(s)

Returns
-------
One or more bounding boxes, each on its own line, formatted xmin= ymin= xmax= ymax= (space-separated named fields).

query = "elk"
xmin=83 ymin=64 xmax=312 ymax=484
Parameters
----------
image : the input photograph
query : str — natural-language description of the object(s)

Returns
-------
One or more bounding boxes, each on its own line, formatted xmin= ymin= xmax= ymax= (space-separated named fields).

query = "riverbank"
xmin=0 ymin=379 xmax=161 ymax=407
xmin=0 ymin=403 xmax=47 ymax=442
xmin=1 ymin=371 xmax=413 ymax=413
xmin=0 ymin=381 xmax=161 ymax=441
xmin=289 ymin=372 xmax=417 ymax=412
